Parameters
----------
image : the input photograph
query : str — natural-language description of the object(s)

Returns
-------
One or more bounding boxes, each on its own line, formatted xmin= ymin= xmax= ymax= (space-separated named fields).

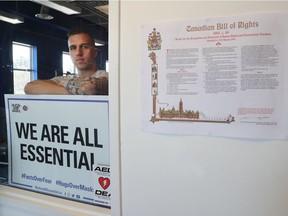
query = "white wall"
xmin=116 ymin=1 xmax=288 ymax=216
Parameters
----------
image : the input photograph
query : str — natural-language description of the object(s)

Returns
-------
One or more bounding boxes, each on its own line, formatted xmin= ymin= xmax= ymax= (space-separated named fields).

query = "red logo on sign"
xmin=98 ymin=177 xmax=110 ymax=190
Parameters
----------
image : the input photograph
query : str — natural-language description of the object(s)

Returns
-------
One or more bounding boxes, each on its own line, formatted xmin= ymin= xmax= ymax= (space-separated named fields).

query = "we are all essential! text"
xmin=15 ymin=122 xmax=103 ymax=171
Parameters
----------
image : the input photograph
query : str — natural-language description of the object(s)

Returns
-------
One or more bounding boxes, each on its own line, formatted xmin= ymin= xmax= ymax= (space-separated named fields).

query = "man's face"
xmin=68 ymin=33 xmax=97 ymax=71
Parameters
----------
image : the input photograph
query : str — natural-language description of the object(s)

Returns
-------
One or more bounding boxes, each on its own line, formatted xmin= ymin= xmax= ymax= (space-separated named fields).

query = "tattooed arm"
xmin=65 ymin=77 xmax=108 ymax=95
xmin=24 ymin=76 xmax=108 ymax=95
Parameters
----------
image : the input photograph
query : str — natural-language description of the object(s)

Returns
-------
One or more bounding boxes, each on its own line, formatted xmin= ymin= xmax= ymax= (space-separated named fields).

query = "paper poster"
xmin=141 ymin=12 xmax=288 ymax=139
xmin=5 ymin=95 xmax=110 ymax=207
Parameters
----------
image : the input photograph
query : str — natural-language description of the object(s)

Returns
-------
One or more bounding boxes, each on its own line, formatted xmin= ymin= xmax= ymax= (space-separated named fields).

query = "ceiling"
xmin=70 ymin=1 xmax=109 ymax=29
xmin=0 ymin=1 xmax=109 ymax=30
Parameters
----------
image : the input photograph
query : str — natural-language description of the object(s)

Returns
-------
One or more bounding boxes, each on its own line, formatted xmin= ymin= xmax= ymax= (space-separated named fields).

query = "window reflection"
xmin=0 ymin=0 xmax=109 ymax=204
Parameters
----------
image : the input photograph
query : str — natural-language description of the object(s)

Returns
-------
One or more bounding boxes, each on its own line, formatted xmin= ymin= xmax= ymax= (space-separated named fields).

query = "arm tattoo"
xmin=65 ymin=77 xmax=108 ymax=95
xmin=65 ymin=78 xmax=86 ymax=95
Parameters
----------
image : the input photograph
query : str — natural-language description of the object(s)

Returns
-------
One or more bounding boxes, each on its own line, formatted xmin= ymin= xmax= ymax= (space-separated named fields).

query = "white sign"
xmin=141 ymin=12 xmax=288 ymax=140
xmin=5 ymin=95 xmax=110 ymax=207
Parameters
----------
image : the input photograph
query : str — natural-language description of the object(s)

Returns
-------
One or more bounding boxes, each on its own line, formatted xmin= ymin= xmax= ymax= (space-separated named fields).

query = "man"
xmin=24 ymin=27 xmax=108 ymax=95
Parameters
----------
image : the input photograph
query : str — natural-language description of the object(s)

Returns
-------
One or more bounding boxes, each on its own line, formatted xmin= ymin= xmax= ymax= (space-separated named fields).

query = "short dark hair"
xmin=67 ymin=26 xmax=95 ymax=45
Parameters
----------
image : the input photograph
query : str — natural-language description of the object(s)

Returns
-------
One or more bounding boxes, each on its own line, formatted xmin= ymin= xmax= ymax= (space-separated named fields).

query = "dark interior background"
xmin=0 ymin=0 xmax=109 ymax=181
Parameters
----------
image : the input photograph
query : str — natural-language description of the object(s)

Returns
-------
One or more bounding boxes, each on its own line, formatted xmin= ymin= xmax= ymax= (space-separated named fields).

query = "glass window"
xmin=62 ymin=51 xmax=77 ymax=76
xmin=12 ymin=42 xmax=36 ymax=94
